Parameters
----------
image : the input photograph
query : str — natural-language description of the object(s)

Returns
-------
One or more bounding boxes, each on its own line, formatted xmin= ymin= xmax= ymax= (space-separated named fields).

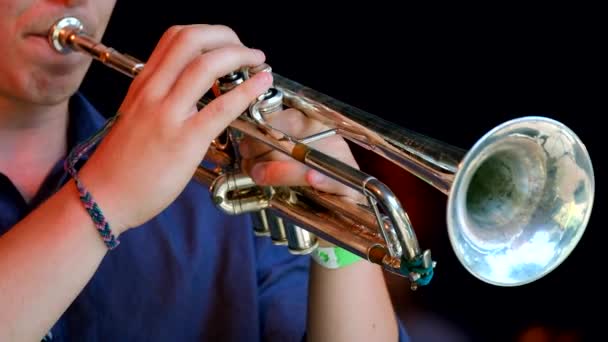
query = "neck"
xmin=0 ymin=98 xmax=70 ymax=202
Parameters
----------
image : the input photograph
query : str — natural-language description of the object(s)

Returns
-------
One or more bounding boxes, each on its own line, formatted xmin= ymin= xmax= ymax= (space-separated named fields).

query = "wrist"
xmin=311 ymin=245 xmax=363 ymax=270
xmin=77 ymin=163 xmax=129 ymax=236
xmin=65 ymin=151 xmax=125 ymax=249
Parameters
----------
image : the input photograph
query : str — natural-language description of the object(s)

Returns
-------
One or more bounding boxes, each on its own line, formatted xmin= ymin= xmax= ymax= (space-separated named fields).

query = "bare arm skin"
xmin=307 ymin=261 xmax=399 ymax=341
xmin=0 ymin=24 xmax=271 ymax=341
xmin=0 ymin=180 xmax=110 ymax=341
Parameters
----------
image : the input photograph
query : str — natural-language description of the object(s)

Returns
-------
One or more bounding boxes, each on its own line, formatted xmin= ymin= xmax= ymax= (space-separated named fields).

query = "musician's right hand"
xmin=75 ymin=24 xmax=272 ymax=234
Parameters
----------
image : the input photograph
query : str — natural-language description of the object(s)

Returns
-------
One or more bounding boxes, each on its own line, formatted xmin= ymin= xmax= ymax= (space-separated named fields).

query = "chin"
xmin=28 ymin=63 xmax=89 ymax=105
xmin=32 ymin=89 xmax=76 ymax=105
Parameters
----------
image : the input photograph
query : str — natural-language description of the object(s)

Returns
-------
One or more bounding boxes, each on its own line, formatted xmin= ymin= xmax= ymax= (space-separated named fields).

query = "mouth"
xmin=23 ymin=15 xmax=95 ymax=42
xmin=22 ymin=15 xmax=95 ymax=60
xmin=27 ymin=33 xmax=50 ymax=41
xmin=23 ymin=33 xmax=53 ymax=48
xmin=21 ymin=30 xmax=86 ymax=68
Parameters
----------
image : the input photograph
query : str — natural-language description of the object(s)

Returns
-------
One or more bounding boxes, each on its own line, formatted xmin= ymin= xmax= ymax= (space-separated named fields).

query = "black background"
xmin=79 ymin=2 xmax=605 ymax=341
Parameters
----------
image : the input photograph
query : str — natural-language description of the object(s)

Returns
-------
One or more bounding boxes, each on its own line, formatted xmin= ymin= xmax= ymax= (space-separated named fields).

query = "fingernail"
xmin=250 ymin=164 xmax=266 ymax=184
xmin=254 ymin=49 xmax=265 ymax=58
xmin=256 ymin=70 xmax=272 ymax=83
xmin=308 ymin=170 xmax=325 ymax=186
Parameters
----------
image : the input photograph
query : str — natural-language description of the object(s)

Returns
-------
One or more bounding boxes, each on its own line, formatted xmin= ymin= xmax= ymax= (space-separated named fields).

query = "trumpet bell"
xmin=48 ymin=15 xmax=596 ymax=289
xmin=448 ymin=116 xmax=594 ymax=286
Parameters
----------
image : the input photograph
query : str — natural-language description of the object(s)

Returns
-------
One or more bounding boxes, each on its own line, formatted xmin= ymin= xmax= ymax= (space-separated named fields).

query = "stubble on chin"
xmin=26 ymin=62 xmax=90 ymax=105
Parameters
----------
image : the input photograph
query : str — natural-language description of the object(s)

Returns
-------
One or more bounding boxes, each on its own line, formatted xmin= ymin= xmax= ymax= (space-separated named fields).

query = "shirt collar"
xmin=25 ymin=92 xmax=109 ymax=208
xmin=1 ymin=92 xmax=110 ymax=214
xmin=67 ymin=91 xmax=109 ymax=157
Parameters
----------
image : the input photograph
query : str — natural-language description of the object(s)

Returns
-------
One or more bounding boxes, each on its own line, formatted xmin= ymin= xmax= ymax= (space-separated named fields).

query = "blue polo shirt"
xmin=0 ymin=93 xmax=409 ymax=341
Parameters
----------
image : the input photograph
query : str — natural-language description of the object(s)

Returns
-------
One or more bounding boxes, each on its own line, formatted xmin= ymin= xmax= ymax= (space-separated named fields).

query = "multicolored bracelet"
xmin=311 ymin=246 xmax=362 ymax=269
xmin=64 ymin=114 xmax=121 ymax=250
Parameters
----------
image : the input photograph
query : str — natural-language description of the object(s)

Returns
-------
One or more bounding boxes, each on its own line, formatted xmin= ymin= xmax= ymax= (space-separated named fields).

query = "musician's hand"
xmin=240 ymin=107 xmax=399 ymax=342
xmin=239 ymin=107 xmax=365 ymax=225
xmin=76 ymin=24 xmax=272 ymax=234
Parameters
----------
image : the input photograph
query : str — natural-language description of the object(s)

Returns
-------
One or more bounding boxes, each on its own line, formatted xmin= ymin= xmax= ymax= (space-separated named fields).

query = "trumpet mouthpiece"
xmin=48 ymin=16 xmax=84 ymax=54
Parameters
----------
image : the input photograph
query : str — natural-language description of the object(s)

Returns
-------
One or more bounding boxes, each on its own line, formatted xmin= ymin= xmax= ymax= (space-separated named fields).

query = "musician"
xmin=0 ymin=1 xmax=407 ymax=341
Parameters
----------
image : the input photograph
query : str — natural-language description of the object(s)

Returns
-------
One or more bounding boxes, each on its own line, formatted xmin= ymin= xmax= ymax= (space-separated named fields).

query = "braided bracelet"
xmin=64 ymin=114 xmax=121 ymax=249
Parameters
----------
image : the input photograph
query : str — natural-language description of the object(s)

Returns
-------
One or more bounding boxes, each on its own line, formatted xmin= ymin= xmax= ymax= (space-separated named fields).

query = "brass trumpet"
xmin=48 ymin=17 xmax=595 ymax=290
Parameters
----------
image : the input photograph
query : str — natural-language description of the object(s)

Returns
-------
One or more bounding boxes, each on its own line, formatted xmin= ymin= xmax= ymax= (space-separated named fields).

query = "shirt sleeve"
xmin=254 ymin=236 xmax=411 ymax=342
xmin=398 ymin=318 xmax=412 ymax=341
xmin=255 ymin=235 xmax=310 ymax=342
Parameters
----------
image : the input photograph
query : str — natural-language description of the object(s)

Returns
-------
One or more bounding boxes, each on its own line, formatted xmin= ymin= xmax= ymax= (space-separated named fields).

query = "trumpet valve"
xmin=247 ymin=63 xmax=273 ymax=78
xmin=216 ymin=71 xmax=246 ymax=95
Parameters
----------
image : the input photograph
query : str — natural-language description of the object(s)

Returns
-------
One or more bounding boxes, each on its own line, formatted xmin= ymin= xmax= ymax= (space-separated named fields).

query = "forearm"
xmin=0 ymin=180 xmax=111 ymax=341
xmin=307 ymin=259 xmax=399 ymax=342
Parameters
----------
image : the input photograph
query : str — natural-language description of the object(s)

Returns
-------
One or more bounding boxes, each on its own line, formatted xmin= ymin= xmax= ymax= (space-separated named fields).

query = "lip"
xmin=23 ymin=14 xmax=97 ymax=41
xmin=20 ymin=14 xmax=96 ymax=65
xmin=21 ymin=32 xmax=84 ymax=68
xmin=23 ymin=33 xmax=58 ymax=52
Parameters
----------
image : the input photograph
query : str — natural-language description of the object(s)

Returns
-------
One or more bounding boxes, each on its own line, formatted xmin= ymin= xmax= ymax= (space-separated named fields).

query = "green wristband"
xmin=311 ymin=246 xmax=362 ymax=269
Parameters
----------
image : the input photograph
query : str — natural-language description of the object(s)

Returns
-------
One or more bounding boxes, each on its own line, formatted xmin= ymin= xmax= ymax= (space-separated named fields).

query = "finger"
xmin=305 ymin=168 xmax=363 ymax=200
xmin=238 ymin=108 xmax=328 ymax=159
xmin=249 ymin=160 xmax=361 ymax=199
xmin=242 ymin=132 xmax=358 ymax=171
xmin=240 ymin=151 xmax=291 ymax=176
xmin=187 ymin=71 xmax=272 ymax=143
xmin=131 ymin=24 xmax=184 ymax=85
xmin=168 ymin=45 xmax=266 ymax=116
xmin=262 ymin=108 xmax=326 ymax=138
xmin=238 ymin=135 xmax=274 ymax=159
xmin=249 ymin=160 xmax=308 ymax=186
xmin=138 ymin=24 xmax=244 ymax=96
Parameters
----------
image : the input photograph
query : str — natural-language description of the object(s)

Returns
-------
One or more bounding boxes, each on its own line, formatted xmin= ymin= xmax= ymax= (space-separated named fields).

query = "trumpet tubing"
xmin=49 ymin=17 xmax=595 ymax=290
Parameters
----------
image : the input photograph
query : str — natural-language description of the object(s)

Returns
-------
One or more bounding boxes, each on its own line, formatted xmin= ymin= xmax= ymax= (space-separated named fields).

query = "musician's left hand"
xmin=238 ymin=107 xmax=400 ymax=342
xmin=238 ymin=107 xmax=364 ymax=205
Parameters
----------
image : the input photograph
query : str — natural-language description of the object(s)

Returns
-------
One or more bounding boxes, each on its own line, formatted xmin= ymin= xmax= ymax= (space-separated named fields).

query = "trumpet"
xmin=48 ymin=17 xmax=595 ymax=290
